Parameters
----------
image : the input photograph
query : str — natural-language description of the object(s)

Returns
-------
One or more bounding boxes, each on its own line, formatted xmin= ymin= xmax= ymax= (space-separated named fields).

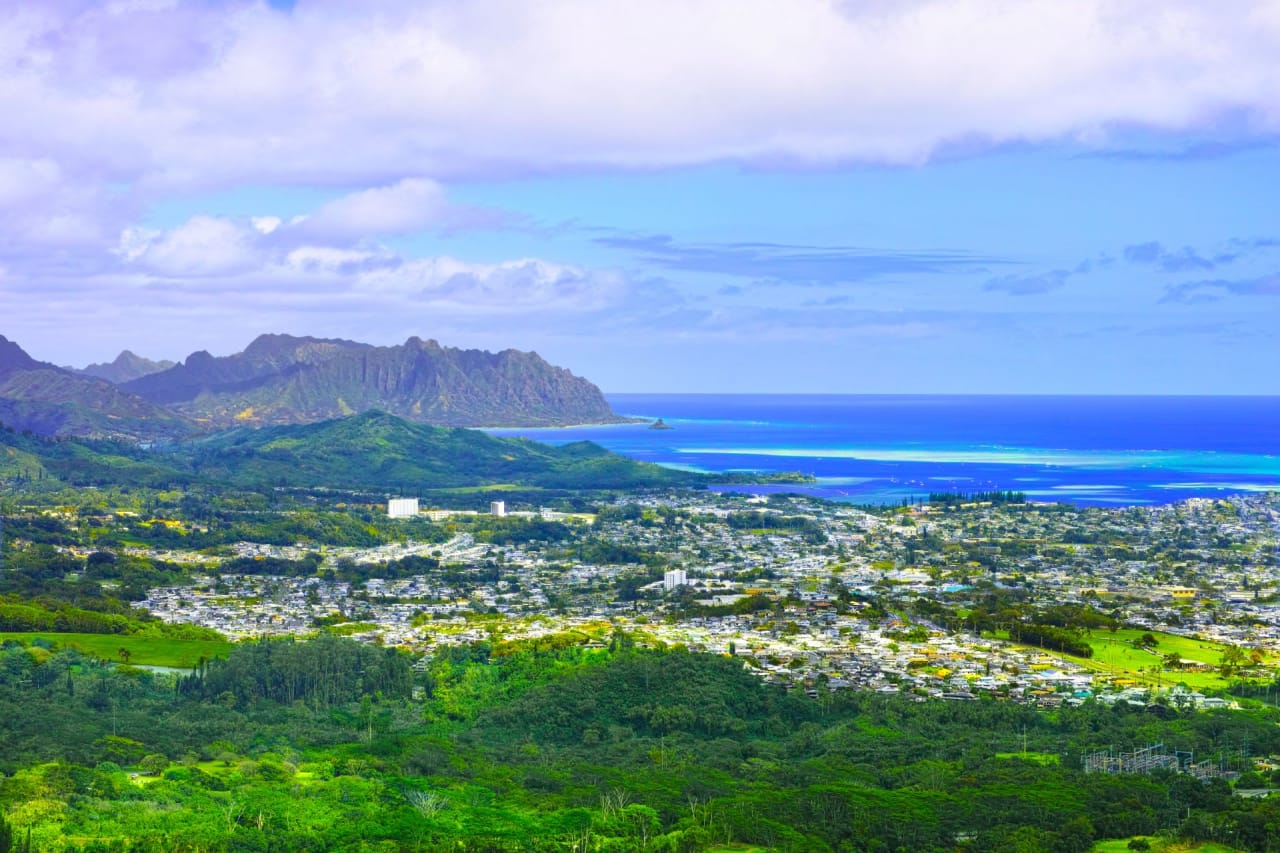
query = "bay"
xmin=487 ymin=394 xmax=1280 ymax=506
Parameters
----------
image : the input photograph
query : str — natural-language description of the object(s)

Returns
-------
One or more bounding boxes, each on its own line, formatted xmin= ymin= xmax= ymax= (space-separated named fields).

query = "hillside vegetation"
xmin=1 ymin=636 xmax=1278 ymax=851
xmin=0 ymin=411 xmax=699 ymax=493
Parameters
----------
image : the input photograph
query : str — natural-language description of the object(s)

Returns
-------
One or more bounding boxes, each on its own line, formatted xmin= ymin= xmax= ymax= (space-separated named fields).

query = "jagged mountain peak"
xmin=0 ymin=335 xmax=40 ymax=376
xmin=79 ymin=350 xmax=177 ymax=384
xmin=244 ymin=333 xmax=367 ymax=356
xmin=1 ymin=331 xmax=622 ymax=438
xmin=123 ymin=333 xmax=624 ymax=428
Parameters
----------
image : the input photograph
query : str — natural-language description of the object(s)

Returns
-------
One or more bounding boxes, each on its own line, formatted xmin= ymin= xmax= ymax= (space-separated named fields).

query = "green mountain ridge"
xmin=0 ymin=336 xmax=195 ymax=443
xmin=0 ymin=411 xmax=699 ymax=492
xmin=124 ymin=333 xmax=627 ymax=429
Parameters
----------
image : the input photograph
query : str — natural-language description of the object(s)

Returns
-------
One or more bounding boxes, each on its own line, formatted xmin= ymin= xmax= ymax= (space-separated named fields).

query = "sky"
xmin=1 ymin=0 xmax=1278 ymax=394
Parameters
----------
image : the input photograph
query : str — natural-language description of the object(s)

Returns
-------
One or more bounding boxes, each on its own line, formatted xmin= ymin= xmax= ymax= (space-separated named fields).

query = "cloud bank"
xmin=4 ymin=0 xmax=1279 ymax=194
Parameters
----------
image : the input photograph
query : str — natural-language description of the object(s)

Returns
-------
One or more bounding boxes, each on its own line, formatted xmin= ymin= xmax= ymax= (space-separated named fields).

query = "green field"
xmin=995 ymin=751 xmax=1060 ymax=765
xmin=1073 ymin=629 xmax=1274 ymax=691
xmin=1092 ymin=838 xmax=1241 ymax=852
xmin=0 ymin=632 xmax=232 ymax=668
xmin=997 ymin=628 xmax=1275 ymax=692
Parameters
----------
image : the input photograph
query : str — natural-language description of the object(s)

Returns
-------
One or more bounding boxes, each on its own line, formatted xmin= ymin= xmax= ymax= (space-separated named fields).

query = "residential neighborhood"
xmin=117 ymin=488 xmax=1280 ymax=708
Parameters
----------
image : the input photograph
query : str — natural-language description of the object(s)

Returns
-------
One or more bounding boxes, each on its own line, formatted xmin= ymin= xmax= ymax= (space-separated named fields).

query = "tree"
xmin=118 ymin=647 xmax=132 ymax=664
xmin=1234 ymin=770 xmax=1267 ymax=790
xmin=140 ymin=753 xmax=169 ymax=776
xmin=1219 ymin=645 xmax=1247 ymax=677
xmin=1055 ymin=815 xmax=1095 ymax=853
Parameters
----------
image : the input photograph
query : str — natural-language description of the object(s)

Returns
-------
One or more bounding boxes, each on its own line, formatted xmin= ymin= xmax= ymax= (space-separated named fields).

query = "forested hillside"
xmin=2 ymin=635 xmax=1279 ymax=852
xmin=0 ymin=411 xmax=698 ymax=493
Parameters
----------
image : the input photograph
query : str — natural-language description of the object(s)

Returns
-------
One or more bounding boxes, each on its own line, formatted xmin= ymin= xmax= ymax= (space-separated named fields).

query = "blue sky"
xmin=1 ymin=1 xmax=1278 ymax=393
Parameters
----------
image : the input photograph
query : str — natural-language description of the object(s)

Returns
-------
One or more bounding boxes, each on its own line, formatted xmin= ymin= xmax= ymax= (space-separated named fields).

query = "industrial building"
xmin=387 ymin=498 xmax=420 ymax=519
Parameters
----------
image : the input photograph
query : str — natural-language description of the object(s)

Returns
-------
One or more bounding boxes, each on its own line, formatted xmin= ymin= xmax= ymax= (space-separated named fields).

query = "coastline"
xmin=476 ymin=394 xmax=1280 ymax=508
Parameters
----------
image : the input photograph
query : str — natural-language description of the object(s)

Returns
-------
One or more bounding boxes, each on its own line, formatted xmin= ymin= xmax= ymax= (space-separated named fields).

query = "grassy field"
xmin=1093 ymin=838 xmax=1241 ymax=852
xmin=994 ymin=751 xmax=1060 ymax=765
xmin=1 ymin=632 xmax=232 ymax=668
xmin=1074 ymin=628 xmax=1275 ymax=691
xmin=996 ymin=628 xmax=1274 ymax=692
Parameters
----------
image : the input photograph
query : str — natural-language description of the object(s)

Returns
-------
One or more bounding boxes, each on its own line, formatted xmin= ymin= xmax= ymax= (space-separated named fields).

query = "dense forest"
xmin=2 ymin=635 xmax=1280 ymax=852
xmin=0 ymin=412 xmax=699 ymax=494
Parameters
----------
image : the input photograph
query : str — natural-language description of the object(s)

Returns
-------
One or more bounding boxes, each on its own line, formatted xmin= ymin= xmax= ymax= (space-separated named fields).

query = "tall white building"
xmin=663 ymin=569 xmax=688 ymax=591
xmin=387 ymin=498 xmax=419 ymax=519
xmin=490 ymin=500 xmax=506 ymax=517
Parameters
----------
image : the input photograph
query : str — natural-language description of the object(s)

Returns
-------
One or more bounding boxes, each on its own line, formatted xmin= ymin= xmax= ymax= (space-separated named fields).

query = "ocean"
xmin=487 ymin=394 xmax=1280 ymax=506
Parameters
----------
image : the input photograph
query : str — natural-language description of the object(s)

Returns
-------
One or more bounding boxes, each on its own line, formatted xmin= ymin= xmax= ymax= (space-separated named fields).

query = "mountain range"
xmin=0 ymin=336 xmax=193 ymax=442
xmin=0 ymin=333 xmax=626 ymax=441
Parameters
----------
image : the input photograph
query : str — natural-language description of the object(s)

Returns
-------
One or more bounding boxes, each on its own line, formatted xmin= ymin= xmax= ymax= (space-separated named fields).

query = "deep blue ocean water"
xmin=487 ymin=394 xmax=1280 ymax=506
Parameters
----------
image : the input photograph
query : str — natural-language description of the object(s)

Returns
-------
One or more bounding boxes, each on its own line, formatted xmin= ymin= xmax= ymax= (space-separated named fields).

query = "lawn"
xmin=0 ymin=632 xmax=232 ymax=668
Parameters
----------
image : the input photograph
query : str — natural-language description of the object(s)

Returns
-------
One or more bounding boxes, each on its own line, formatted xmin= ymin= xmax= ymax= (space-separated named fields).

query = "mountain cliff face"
xmin=0 ymin=336 xmax=194 ymax=441
xmin=124 ymin=334 xmax=624 ymax=428
xmin=77 ymin=350 xmax=177 ymax=384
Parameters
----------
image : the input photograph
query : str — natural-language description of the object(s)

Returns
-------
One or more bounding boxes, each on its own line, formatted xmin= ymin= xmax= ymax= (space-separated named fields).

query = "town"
xmin=90 ymin=487 xmax=1280 ymax=709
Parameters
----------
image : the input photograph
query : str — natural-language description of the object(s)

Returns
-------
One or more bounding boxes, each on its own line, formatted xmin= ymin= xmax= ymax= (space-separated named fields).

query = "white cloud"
xmin=355 ymin=256 xmax=628 ymax=314
xmin=251 ymin=216 xmax=281 ymax=234
xmin=283 ymin=245 xmax=382 ymax=272
xmin=0 ymin=0 xmax=1276 ymax=190
xmin=119 ymin=214 xmax=263 ymax=276
xmin=292 ymin=178 xmax=499 ymax=240
xmin=110 ymin=207 xmax=638 ymax=319
xmin=110 ymin=175 xmax=510 ymax=282
xmin=0 ymin=158 xmax=64 ymax=207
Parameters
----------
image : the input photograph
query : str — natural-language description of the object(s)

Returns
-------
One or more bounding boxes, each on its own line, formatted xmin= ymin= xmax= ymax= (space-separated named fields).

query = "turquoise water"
xmin=488 ymin=394 xmax=1280 ymax=506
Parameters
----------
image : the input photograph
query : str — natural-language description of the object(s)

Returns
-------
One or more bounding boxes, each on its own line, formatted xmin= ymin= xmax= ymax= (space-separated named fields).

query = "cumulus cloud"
xmin=2 ymin=0 xmax=1279 ymax=191
xmin=117 ymin=215 xmax=264 ymax=276
xmin=108 ymin=204 xmax=652 ymax=324
xmin=112 ymin=175 xmax=510 ymax=277
xmin=0 ymin=156 xmax=126 ymax=256
xmin=353 ymin=257 xmax=634 ymax=316
xmin=292 ymin=178 xmax=508 ymax=241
